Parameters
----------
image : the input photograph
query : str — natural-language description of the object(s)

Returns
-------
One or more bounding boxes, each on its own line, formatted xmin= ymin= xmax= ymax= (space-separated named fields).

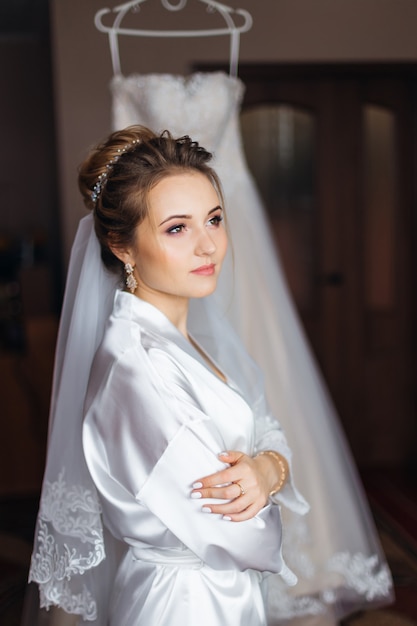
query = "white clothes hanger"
xmin=94 ymin=0 xmax=252 ymax=77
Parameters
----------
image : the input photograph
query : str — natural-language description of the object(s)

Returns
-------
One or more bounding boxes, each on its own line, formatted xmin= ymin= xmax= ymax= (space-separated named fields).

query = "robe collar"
xmin=112 ymin=289 xmax=226 ymax=381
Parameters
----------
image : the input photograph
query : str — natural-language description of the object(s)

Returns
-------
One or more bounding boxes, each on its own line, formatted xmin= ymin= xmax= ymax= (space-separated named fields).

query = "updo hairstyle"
xmin=78 ymin=124 xmax=224 ymax=277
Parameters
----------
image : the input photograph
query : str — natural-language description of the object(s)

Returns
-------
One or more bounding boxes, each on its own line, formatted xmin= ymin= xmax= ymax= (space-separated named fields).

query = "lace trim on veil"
xmin=267 ymin=514 xmax=393 ymax=619
xmin=29 ymin=470 xmax=105 ymax=620
xmin=268 ymin=555 xmax=392 ymax=619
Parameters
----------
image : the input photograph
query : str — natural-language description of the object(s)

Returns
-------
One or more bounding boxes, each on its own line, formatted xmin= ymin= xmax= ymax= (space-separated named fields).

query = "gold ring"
xmin=235 ymin=482 xmax=246 ymax=496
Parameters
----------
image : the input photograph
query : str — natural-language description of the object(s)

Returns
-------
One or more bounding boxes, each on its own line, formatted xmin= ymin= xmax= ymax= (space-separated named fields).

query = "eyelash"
xmin=208 ymin=214 xmax=223 ymax=226
xmin=167 ymin=224 xmax=186 ymax=234
xmin=166 ymin=214 xmax=223 ymax=234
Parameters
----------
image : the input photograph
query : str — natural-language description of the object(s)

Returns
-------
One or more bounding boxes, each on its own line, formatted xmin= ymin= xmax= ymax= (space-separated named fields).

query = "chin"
xmin=191 ymin=284 xmax=217 ymax=299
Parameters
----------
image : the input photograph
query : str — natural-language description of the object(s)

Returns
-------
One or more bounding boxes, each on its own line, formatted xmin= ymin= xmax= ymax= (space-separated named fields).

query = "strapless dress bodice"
xmin=111 ymin=71 xmax=244 ymax=153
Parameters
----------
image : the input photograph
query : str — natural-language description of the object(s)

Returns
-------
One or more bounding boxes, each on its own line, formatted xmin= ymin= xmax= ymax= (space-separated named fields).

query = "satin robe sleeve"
xmin=83 ymin=335 xmax=290 ymax=578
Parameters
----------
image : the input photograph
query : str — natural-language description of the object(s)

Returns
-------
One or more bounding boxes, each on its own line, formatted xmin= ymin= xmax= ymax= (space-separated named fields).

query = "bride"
xmin=28 ymin=124 xmax=308 ymax=625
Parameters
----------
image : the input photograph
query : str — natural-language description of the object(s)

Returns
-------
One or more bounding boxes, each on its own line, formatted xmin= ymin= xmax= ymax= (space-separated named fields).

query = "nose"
xmin=195 ymin=229 xmax=216 ymax=256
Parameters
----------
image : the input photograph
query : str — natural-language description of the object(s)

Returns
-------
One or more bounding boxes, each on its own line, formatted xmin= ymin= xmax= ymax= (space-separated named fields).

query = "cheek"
xmin=159 ymin=238 xmax=197 ymax=269
xmin=218 ymin=230 xmax=228 ymax=261
xmin=134 ymin=245 xmax=161 ymax=277
xmin=135 ymin=244 xmax=175 ymax=280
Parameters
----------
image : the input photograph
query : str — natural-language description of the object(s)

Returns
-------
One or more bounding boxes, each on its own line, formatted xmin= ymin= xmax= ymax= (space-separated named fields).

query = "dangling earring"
xmin=124 ymin=263 xmax=138 ymax=294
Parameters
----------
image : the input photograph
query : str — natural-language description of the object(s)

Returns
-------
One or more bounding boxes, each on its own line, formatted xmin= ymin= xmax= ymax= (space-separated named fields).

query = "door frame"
xmin=196 ymin=61 xmax=417 ymax=468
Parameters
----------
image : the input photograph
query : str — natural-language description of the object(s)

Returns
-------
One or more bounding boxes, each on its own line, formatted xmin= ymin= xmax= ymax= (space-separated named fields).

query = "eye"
xmin=166 ymin=223 xmax=186 ymax=234
xmin=208 ymin=214 xmax=223 ymax=227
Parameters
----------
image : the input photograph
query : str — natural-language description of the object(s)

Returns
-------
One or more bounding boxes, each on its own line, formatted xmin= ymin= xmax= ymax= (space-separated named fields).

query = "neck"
xmin=172 ymin=304 xmax=189 ymax=337
xmin=135 ymin=289 xmax=189 ymax=337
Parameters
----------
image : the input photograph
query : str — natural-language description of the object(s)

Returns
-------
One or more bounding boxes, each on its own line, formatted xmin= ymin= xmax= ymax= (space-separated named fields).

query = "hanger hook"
xmin=160 ymin=0 xmax=188 ymax=10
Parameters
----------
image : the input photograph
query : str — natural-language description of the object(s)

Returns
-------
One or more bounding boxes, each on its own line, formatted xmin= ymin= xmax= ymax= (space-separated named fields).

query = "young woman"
xmin=27 ymin=125 xmax=308 ymax=625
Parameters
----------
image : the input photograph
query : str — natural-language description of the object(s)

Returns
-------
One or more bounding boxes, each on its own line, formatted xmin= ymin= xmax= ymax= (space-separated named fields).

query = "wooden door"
xmin=237 ymin=64 xmax=416 ymax=468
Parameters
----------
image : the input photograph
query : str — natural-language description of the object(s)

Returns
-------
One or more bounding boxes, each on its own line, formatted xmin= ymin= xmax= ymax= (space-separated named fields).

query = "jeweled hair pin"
xmin=91 ymin=139 xmax=140 ymax=204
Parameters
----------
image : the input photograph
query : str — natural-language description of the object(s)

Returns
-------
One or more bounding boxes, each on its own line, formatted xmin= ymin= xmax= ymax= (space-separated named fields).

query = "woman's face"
xmin=122 ymin=171 xmax=228 ymax=318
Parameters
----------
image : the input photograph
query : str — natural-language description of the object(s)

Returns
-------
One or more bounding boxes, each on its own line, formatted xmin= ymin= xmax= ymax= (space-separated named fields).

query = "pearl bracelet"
xmin=256 ymin=450 xmax=288 ymax=496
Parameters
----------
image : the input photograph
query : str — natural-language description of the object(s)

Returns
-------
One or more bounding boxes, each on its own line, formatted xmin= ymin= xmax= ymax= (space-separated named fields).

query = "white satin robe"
xmin=82 ymin=291 xmax=308 ymax=626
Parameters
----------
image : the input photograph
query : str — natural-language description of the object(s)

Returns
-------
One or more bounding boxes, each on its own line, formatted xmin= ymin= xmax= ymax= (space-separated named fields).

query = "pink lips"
xmin=191 ymin=263 xmax=215 ymax=276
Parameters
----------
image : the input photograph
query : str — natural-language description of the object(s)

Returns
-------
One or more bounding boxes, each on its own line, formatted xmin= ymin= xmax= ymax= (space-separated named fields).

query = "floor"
xmin=356 ymin=469 xmax=417 ymax=624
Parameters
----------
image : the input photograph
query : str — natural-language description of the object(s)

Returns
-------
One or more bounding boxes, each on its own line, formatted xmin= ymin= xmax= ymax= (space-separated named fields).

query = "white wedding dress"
xmin=110 ymin=71 xmax=393 ymax=622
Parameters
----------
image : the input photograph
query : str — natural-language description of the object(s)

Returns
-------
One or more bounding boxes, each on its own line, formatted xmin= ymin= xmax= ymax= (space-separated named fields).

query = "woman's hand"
xmin=190 ymin=450 xmax=286 ymax=522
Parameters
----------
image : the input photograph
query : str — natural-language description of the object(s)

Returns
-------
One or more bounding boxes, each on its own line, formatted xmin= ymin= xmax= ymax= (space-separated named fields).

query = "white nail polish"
xmin=218 ymin=451 xmax=228 ymax=457
xmin=202 ymin=506 xmax=211 ymax=513
xmin=193 ymin=482 xmax=203 ymax=489
xmin=191 ymin=492 xmax=202 ymax=499
xmin=223 ymin=516 xmax=232 ymax=521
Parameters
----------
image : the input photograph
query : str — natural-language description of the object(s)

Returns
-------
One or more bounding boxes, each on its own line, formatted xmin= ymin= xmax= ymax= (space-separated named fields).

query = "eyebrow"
xmin=158 ymin=205 xmax=222 ymax=227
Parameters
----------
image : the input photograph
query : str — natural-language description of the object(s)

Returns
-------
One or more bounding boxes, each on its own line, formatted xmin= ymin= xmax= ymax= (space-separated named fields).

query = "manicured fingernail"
xmin=202 ymin=506 xmax=211 ymax=513
xmin=193 ymin=482 xmax=203 ymax=488
xmin=223 ymin=516 xmax=232 ymax=521
xmin=191 ymin=492 xmax=202 ymax=499
xmin=219 ymin=452 xmax=228 ymax=457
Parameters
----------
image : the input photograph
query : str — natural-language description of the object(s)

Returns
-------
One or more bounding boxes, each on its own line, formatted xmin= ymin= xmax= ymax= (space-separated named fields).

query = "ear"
xmin=109 ymin=244 xmax=133 ymax=266
xmin=108 ymin=233 xmax=134 ymax=267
